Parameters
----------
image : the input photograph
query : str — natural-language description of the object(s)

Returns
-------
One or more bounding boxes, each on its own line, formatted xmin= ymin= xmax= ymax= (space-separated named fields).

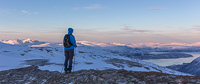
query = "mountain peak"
xmin=22 ymin=38 xmax=37 ymax=43
xmin=0 ymin=38 xmax=40 ymax=45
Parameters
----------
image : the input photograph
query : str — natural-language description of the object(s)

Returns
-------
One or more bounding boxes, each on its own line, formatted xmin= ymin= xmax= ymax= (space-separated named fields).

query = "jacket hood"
xmin=68 ymin=28 xmax=73 ymax=34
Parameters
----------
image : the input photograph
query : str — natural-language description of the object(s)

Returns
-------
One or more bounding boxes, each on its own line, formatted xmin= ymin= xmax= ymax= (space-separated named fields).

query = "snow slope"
xmin=0 ymin=39 xmax=190 ymax=76
xmin=168 ymin=57 xmax=200 ymax=76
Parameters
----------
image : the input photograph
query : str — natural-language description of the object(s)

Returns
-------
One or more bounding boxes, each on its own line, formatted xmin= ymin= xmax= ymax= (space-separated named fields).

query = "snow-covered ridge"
xmin=77 ymin=41 xmax=112 ymax=47
xmin=22 ymin=38 xmax=39 ymax=43
xmin=0 ymin=38 xmax=61 ymax=47
xmin=0 ymin=38 xmax=40 ymax=45
xmin=2 ymin=39 xmax=200 ymax=49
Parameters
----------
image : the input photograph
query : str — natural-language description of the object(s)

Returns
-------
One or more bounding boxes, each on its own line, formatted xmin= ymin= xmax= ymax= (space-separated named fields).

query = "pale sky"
xmin=0 ymin=0 xmax=200 ymax=43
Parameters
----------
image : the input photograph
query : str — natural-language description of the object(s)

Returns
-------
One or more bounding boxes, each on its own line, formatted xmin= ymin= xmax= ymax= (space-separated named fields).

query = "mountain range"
xmin=2 ymin=38 xmax=200 ymax=83
xmin=0 ymin=38 xmax=190 ymax=75
xmin=2 ymin=38 xmax=200 ymax=48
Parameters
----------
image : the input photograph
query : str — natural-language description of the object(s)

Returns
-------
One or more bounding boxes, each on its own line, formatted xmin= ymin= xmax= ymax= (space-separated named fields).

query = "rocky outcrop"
xmin=1 ymin=65 xmax=200 ymax=84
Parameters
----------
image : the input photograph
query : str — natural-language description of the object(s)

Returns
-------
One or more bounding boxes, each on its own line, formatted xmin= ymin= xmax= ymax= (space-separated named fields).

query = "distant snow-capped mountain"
xmin=78 ymin=41 xmax=200 ymax=49
xmin=77 ymin=41 xmax=200 ymax=53
xmin=2 ymin=39 xmax=200 ymax=49
xmin=22 ymin=38 xmax=39 ymax=43
xmin=0 ymin=38 xmax=41 ymax=45
xmin=0 ymin=39 xmax=23 ymax=45
xmin=0 ymin=38 xmax=61 ymax=47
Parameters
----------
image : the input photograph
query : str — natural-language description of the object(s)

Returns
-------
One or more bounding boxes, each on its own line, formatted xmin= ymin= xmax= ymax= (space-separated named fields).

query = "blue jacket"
xmin=64 ymin=28 xmax=77 ymax=50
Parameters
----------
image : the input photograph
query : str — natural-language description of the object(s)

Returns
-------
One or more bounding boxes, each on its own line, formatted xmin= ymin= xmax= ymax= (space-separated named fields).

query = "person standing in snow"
xmin=63 ymin=28 xmax=77 ymax=73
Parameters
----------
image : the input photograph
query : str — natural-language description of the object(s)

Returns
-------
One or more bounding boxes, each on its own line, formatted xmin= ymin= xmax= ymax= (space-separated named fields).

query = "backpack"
xmin=63 ymin=34 xmax=73 ymax=48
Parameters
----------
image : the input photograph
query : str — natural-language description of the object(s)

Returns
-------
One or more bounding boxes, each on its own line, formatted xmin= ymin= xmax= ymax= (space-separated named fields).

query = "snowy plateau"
xmin=1 ymin=38 xmax=200 ymax=83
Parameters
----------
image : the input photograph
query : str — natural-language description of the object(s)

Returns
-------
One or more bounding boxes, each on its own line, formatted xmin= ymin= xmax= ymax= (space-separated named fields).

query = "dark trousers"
xmin=64 ymin=49 xmax=74 ymax=71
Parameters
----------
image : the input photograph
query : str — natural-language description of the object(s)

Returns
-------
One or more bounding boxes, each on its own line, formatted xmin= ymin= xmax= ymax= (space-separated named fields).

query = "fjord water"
xmin=142 ymin=52 xmax=200 ymax=66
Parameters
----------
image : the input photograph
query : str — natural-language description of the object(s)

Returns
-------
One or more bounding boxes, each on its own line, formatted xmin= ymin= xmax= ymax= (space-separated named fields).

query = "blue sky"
xmin=0 ymin=0 xmax=200 ymax=43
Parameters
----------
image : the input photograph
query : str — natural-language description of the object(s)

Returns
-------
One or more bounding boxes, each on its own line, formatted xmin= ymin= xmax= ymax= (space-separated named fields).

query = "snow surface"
xmin=0 ymin=39 xmax=190 ymax=76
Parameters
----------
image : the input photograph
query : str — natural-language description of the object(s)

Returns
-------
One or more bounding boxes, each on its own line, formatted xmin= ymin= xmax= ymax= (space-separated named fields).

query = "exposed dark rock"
xmin=79 ymin=51 xmax=87 ymax=53
xmin=1 ymin=65 xmax=200 ymax=84
xmin=105 ymin=47 xmax=193 ymax=60
xmin=2 ymin=51 xmax=10 ymax=52
xmin=105 ymin=58 xmax=150 ymax=70
xmin=120 ymin=52 xmax=193 ymax=60
xmin=45 ymin=49 xmax=53 ymax=53
xmin=21 ymin=54 xmax=25 ymax=56
xmin=84 ymin=62 xmax=93 ymax=65
xmin=21 ymin=59 xmax=62 ymax=66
